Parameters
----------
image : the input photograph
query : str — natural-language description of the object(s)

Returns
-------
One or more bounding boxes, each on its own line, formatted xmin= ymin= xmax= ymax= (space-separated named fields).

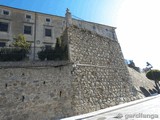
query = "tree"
xmin=53 ymin=37 xmax=68 ymax=60
xmin=38 ymin=37 xmax=68 ymax=61
xmin=54 ymin=37 xmax=63 ymax=60
xmin=12 ymin=34 xmax=31 ymax=60
xmin=13 ymin=34 xmax=31 ymax=49
xmin=143 ymin=62 xmax=153 ymax=73
xmin=128 ymin=60 xmax=140 ymax=72
xmin=146 ymin=70 xmax=160 ymax=94
xmin=128 ymin=60 xmax=135 ymax=67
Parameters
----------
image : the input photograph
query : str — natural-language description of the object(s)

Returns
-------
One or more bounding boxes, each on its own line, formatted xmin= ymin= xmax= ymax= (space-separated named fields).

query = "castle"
xmin=0 ymin=5 xmax=140 ymax=120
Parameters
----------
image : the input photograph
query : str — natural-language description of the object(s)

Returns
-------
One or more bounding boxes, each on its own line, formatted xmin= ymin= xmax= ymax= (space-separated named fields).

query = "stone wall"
xmin=128 ymin=67 xmax=156 ymax=97
xmin=68 ymin=27 xmax=122 ymax=66
xmin=66 ymin=26 xmax=140 ymax=115
xmin=0 ymin=63 xmax=74 ymax=120
xmin=0 ymin=26 xmax=141 ymax=120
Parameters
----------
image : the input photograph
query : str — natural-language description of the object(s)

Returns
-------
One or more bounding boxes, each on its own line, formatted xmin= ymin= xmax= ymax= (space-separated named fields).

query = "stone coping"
xmin=0 ymin=60 xmax=72 ymax=68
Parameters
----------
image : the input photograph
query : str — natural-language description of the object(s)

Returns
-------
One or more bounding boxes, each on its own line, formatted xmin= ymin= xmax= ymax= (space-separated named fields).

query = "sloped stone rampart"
xmin=66 ymin=26 xmax=140 ymax=115
xmin=128 ymin=67 xmax=156 ymax=97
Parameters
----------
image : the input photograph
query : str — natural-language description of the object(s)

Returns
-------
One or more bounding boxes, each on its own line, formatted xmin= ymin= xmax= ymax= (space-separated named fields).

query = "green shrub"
xmin=0 ymin=48 xmax=28 ymax=61
xmin=37 ymin=50 xmax=46 ymax=61
xmin=13 ymin=34 xmax=31 ymax=49
xmin=53 ymin=37 xmax=68 ymax=61
xmin=146 ymin=69 xmax=160 ymax=94
xmin=46 ymin=48 xmax=55 ymax=60
xmin=146 ymin=70 xmax=160 ymax=81
xmin=37 ymin=37 xmax=68 ymax=61
xmin=38 ymin=47 xmax=55 ymax=61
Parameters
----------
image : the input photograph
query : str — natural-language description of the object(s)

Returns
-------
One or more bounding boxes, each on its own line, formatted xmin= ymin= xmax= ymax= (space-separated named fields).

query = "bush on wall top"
xmin=38 ymin=37 xmax=68 ymax=61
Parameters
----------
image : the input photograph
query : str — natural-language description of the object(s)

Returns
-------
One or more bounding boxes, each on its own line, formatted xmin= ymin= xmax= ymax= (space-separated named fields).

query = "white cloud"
xmin=116 ymin=0 xmax=160 ymax=69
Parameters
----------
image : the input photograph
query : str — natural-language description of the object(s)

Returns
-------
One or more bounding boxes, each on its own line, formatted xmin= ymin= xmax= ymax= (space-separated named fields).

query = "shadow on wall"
xmin=140 ymin=87 xmax=158 ymax=97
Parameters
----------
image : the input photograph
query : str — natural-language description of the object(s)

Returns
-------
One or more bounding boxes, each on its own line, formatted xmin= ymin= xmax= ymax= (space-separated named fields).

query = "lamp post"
xmin=33 ymin=12 xmax=37 ymax=61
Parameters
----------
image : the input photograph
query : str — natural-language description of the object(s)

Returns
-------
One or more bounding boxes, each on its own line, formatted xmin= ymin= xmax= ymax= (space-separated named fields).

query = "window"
xmin=0 ymin=42 xmax=6 ymax=47
xmin=3 ymin=10 xmax=9 ymax=15
xmin=45 ymin=45 xmax=52 ymax=49
xmin=24 ymin=25 xmax=32 ymax=34
xmin=45 ymin=29 xmax=52 ymax=37
xmin=93 ymin=26 xmax=96 ymax=30
xmin=26 ymin=14 xmax=31 ymax=19
xmin=46 ymin=18 xmax=50 ymax=22
xmin=0 ymin=22 xmax=9 ymax=32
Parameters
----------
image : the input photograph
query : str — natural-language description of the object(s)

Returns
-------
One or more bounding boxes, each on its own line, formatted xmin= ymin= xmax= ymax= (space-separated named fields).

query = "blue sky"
xmin=0 ymin=0 xmax=123 ymax=26
xmin=1 ymin=0 xmax=160 ymax=69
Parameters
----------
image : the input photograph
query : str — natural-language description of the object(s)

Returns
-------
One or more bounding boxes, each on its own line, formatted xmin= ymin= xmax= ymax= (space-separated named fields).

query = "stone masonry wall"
xmin=0 ymin=64 xmax=74 ymax=120
xmin=0 ymin=26 xmax=140 ymax=120
xmin=66 ymin=26 xmax=139 ymax=115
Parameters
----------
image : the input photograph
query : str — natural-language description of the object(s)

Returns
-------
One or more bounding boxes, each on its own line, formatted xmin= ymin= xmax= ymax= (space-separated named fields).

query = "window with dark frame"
xmin=93 ymin=26 xmax=96 ymax=30
xmin=26 ymin=14 xmax=31 ymax=19
xmin=46 ymin=18 xmax=50 ymax=22
xmin=45 ymin=28 xmax=52 ymax=37
xmin=3 ymin=10 xmax=9 ymax=15
xmin=24 ymin=25 xmax=32 ymax=35
xmin=0 ymin=42 xmax=6 ymax=47
xmin=45 ymin=45 xmax=52 ymax=50
xmin=0 ymin=22 xmax=9 ymax=32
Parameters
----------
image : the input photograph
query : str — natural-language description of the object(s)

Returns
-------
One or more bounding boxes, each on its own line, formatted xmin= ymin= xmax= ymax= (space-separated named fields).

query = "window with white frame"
xmin=24 ymin=25 xmax=32 ymax=35
xmin=0 ymin=22 xmax=9 ymax=32
xmin=26 ymin=14 xmax=31 ymax=19
xmin=46 ymin=18 xmax=51 ymax=22
xmin=45 ymin=28 xmax=52 ymax=37
xmin=3 ymin=10 xmax=10 ymax=16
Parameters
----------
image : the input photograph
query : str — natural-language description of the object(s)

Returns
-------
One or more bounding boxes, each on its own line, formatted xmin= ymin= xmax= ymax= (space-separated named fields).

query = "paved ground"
xmin=62 ymin=95 xmax=160 ymax=120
